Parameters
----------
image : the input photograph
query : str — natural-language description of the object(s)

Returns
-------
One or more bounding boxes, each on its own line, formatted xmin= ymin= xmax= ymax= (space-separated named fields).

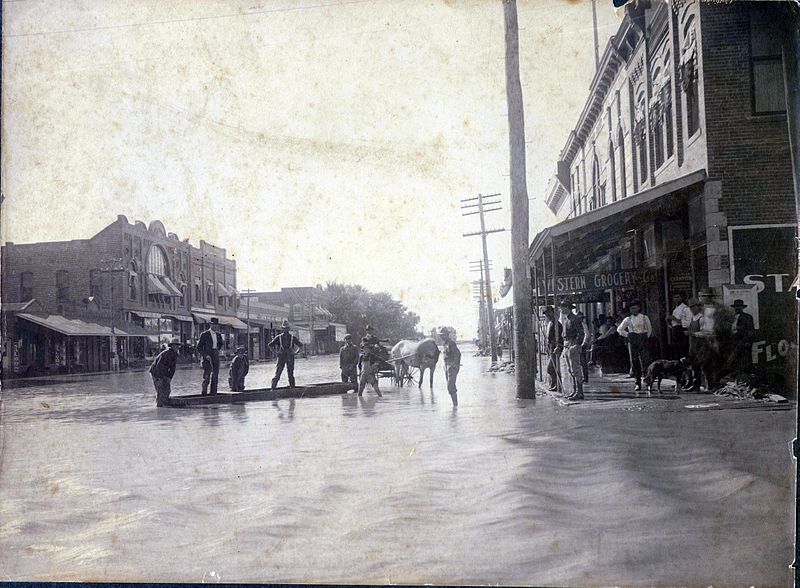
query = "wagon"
xmin=368 ymin=343 xmax=421 ymax=387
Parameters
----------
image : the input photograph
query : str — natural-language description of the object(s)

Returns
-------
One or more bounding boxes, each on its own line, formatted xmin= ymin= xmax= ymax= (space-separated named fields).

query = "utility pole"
xmin=97 ymin=258 xmax=125 ymax=372
xmin=462 ymin=194 xmax=504 ymax=362
xmin=503 ymin=0 xmax=536 ymax=398
xmin=240 ymin=288 xmax=257 ymax=360
xmin=470 ymin=259 xmax=493 ymax=350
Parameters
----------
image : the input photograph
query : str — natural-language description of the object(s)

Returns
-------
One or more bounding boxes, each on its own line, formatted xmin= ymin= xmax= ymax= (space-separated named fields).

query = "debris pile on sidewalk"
xmin=488 ymin=361 xmax=515 ymax=374
xmin=714 ymin=373 xmax=787 ymax=403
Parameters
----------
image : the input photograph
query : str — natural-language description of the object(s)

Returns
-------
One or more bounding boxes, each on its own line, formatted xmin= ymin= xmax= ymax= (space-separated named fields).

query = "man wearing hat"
xmin=695 ymin=289 xmax=734 ymax=390
xmin=228 ymin=346 xmax=250 ymax=392
xmin=149 ymin=337 xmax=182 ymax=407
xmin=438 ymin=327 xmax=461 ymax=406
xmin=558 ymin=300 xmax=589 ymax=400
xmin=197 ymin=318 xmax=224 ymax=395
xmin=666 ymin=293 xmax=693 ymax=360
xmin=362 ymin=324 xmax=380 ymax=347
xmin=268 ymin=319 xmax=303 ymax=389
xmin=543 ymin=306 xmax=562 ymax=392
xmin=339 ymin=334 xmax=359 ymax=387
xmin=616 ymin=300 xmax=652 ymax=392
xmin=721 ymin=299 xmax=755 ymax=376
xmin=685 ymin=298 xmax=705 ymax=391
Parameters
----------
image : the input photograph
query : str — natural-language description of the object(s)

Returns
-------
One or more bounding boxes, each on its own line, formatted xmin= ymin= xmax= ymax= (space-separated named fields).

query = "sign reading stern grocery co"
xmin=537 ymin=269 xmax=658 ymax=296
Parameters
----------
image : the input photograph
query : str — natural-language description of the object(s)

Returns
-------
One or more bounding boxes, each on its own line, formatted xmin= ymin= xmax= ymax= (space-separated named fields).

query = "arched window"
xmin=618 ymin=126 xmax=627 ymax=199
xmin=146 ymin=245 xmax=169 ymax=277
xmin=195 ymin=284 xmax=201 ymax=302
xmin=635 ymin=91 xmax=648 ymax=186
xmin=206 ymin=285 xmax=213 ymax=305
xmin=680 ymin=15 xmax=700 ymax=136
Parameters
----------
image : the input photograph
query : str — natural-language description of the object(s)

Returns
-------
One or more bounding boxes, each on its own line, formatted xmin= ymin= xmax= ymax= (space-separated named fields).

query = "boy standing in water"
xmin=228 ymin=346 xmax=249 ymax=392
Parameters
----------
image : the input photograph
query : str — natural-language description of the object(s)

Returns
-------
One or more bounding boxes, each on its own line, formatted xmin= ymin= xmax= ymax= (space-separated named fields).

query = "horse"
xmin=391 ymin=338 xmax=440 ymax=388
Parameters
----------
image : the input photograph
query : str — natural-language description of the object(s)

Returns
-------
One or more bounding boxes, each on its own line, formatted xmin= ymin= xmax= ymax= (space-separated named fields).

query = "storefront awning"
xmin=529 ymin=170 xmax=707 ymax=276
xmin=16 ymin=314 xmax=149 ymax=338
xmin=165 ymin=314 xmax=193 ymax=322
xmin=147 ymin=274 xmax=171 ymax=296
xmin=530 ymin=169 xmax=707 ymax=261
xmin=132 ymin=310 xmax=161 ymax=319
xmin=192 ymin=312 xmax=248 ymax=329
xmin=217 ymin=283 xmax=232 ymax=297
xmin=160 ymin=276 xmax=183 ymax=297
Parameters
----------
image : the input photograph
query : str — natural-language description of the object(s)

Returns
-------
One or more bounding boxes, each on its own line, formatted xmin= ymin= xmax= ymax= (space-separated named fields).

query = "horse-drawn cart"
xmin=367 ymin=343 xmax=421 ymax=386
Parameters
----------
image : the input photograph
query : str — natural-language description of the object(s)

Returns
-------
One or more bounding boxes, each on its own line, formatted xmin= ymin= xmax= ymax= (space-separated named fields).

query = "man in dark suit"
xmin=721 ymin=299 xmax=756 ymax=377
xmin=268 ymin=319 xmax=303 ymax=389
xmin=197 ymin=317 xmax=224 ymax=395
xmin=543 ymin=307 xmax=562 ymax=392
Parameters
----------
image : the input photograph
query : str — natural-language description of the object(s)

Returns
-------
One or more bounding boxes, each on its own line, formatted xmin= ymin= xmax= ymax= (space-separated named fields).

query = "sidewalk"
xmin=534 ymin=362 xmax=793 ymax=412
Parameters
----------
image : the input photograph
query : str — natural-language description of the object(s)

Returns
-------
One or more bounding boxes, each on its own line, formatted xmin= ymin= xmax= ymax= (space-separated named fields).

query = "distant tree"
xmin=324 ymin=282 xmax=421 ymax=343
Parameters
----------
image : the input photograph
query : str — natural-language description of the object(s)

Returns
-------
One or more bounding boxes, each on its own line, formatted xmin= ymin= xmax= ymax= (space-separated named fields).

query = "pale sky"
xmin=2 ymin=0 xmax=620 ymax=337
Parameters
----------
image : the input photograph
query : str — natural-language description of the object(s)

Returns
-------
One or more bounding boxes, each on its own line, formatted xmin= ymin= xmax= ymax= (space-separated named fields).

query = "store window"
xmin=206 ymin=285 xmax=213 ymax=305
xmin=609 ymin=140 xmax=617 ymax=203
xmin=750 ymin=6 xmax=785 ymax=115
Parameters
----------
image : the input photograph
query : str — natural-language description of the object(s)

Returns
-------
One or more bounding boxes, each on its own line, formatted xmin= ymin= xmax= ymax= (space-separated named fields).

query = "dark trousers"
xmin=444 ymin=363 xmax=459 ymax=394
xmin=228 ymin=372 xmax=246 ymax=392
xmin=671 ymin=326 xmax=689 ymax=360
xmin=202 ymin=350 xmax=220 ymax=395
xmin=580 ymin=345 xmax=589 ymax=381
xmin=152 ymin=375 xmax=172 ymax=407
xmin=546 ymin=348 xmax=560 ymax=390
xmin=341 ymin=366 xmax=358 ymax=385
xmin=627 ymin=333 xmax=650 ymax=383
xmin=272 ymin=353 xmax=296 ymax=388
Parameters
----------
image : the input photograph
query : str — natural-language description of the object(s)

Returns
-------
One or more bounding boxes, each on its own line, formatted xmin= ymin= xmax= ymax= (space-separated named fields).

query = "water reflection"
xmin=273 ymin=399 xmax=295 ymax=423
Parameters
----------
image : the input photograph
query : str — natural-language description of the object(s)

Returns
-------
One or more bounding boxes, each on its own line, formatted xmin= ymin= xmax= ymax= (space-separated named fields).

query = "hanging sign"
xmin=536 ymin=269 xmax=658 ymax=296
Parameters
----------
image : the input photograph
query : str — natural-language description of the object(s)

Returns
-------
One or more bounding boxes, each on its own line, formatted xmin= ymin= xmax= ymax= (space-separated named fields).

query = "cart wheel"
xmin=404 ymin=366 xmax=419 ymax=387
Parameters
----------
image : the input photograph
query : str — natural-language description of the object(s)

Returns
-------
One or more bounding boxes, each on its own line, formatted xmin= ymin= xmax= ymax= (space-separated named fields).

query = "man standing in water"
xmin=439 ymin=327 xmax=461 ymax=406
xmin=269 ymin=319 xmax=303 ymax=390
xmin=197 ymin=318 xmax=224 ymax=395
xmin=150 ymin=337 xmax=181 ymax=407
xmin=339 ymin=334 xmax=359 ymax=387
xmin=357 ymin=335 xmax=382 ymax=397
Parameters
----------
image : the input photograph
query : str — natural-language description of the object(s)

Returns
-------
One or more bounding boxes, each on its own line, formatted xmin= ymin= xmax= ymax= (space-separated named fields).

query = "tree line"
xmin=324 ymin=282 xmax=423 ymax=343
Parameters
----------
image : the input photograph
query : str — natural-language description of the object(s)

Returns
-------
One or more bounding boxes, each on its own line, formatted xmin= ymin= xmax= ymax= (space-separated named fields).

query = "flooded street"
xmin=0 ymin=346 xmax=794 ymax=586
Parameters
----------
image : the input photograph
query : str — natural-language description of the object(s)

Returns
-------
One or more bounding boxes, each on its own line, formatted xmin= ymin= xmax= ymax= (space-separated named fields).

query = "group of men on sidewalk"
xmin=542 ymin=289 xmax=756 ymax=401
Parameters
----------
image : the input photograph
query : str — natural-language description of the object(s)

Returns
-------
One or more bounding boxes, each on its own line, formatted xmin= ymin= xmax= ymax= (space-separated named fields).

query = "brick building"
xmin=251 ymin=286 xmax=345 ymax=355
xmin=1 ymin=215 xmax=245 ymax=376
xmin=529 ymin=0 xmax=796 ymax=384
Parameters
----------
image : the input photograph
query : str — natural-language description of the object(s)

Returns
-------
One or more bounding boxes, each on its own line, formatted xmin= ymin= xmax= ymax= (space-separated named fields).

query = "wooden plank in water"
xmin=170 ymin=382 xmax=355 ymax=407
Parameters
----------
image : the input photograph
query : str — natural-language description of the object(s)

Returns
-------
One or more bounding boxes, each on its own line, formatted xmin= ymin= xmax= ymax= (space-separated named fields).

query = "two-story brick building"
xmin=1 ymin=215 xmax=245 ymax=376
xmin=529 ymin=0 xmax=796 ymax=384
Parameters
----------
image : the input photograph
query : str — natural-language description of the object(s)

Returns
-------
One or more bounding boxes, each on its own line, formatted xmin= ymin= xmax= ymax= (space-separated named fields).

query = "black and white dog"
xmin=643 ymin=357 xmax=692 ymax=395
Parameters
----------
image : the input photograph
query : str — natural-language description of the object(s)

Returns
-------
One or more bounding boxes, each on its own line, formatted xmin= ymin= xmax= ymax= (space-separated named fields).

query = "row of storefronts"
xmin=1 ymin=218 xmax=345 ymax=377
xmin=509 ymin=0 xmax=797 ymax=389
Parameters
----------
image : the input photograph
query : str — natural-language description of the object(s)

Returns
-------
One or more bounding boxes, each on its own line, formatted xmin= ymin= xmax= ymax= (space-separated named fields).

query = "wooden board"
xmin=169 ymin=382 xmax=356 ymax=406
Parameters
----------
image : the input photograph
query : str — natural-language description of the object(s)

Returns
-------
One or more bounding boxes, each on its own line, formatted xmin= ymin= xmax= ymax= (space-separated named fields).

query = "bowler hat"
xmin=169 ymin=337 xmax=181 ymax=347
xmin=731 ymin=299 xmax=747 ymax=308
xmin=210 ymin=317 xmax=220 ymax=324
xmin=558 ymin=300 xmax=575 ymax=309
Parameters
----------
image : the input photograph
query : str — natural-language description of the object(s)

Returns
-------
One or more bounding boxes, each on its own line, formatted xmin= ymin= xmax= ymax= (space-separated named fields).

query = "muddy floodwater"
xmin=0 ymin=347 xmax=794 ymax=585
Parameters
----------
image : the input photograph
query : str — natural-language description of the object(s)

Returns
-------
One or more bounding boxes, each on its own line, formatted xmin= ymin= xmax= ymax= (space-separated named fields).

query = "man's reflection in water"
xmin=272 ymin=399 xmax=295 ymax=423
xmin=357 ymin=394 xmax=377 ymax=416
xmin=230 ymin=404 xmax=248 ymax=424
xmin=341 ymin=393 xmax=358 ymax=417
xmin=200 ymin=407 xmax=222 ymax=427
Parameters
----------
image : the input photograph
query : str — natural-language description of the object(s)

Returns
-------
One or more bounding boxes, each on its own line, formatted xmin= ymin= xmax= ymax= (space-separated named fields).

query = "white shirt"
xmin=671 ymin=303 xmax=693 ymax=329
xmin=617 ymin=314 xmax=652 ymax=338
xmin=210 ymin=329 xmax=217 ymax=349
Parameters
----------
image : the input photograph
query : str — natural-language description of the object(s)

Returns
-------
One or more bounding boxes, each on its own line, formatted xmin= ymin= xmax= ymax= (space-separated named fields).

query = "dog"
xmin=643 ymin=357 xmax=692 ymax=395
